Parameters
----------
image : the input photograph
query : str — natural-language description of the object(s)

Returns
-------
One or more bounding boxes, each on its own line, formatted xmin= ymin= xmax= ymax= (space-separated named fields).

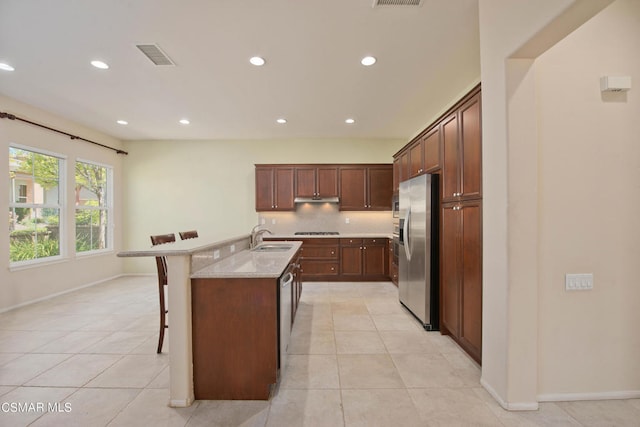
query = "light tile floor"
xmin=1 ymin=276 xmax=639 ymax=426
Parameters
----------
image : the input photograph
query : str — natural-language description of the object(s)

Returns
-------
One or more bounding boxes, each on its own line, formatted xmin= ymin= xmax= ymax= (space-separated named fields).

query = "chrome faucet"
xmin=250 ymin=225 xmax=273 ymax=248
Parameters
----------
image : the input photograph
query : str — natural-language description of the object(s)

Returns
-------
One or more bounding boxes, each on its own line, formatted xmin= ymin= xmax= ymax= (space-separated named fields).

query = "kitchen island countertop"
xmin=266 ymin=233 xmax=393 ymax=239
xmin=190 ymin=241 xmax=302 ymax=279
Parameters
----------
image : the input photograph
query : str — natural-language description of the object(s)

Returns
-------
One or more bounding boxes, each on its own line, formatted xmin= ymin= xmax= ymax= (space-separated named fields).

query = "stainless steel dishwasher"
xmin=279 ymin=264 xmax=295 ymax=375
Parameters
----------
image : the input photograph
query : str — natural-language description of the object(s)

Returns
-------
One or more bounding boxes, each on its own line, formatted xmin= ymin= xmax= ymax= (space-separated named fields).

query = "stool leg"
xmin=157 ymin=282 xmax=167 ymax=353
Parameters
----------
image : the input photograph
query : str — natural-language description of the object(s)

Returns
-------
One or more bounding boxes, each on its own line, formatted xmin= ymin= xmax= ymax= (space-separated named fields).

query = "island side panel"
xmin=191 ymin=277 xmax=278 ymax=400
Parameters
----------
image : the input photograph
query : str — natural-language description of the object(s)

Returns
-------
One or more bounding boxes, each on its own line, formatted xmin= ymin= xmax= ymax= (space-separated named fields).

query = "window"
xmin=75 ymin=160 xmax=112 ymax=253
xmin=9 ymin=146 xmax=64 ymax=264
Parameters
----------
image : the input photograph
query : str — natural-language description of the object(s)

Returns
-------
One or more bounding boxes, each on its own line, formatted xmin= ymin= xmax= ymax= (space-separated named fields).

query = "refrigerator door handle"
xmin=403 ymin=206 xmax=412 ymax=261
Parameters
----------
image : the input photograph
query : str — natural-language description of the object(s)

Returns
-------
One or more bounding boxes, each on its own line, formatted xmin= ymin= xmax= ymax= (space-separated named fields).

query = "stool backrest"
xmin=179 ymin=230 xmax=199 ymax=240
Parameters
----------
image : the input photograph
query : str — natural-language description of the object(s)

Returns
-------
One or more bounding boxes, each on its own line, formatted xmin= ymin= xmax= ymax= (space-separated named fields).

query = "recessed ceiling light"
xmin=116 ymin=120 xmax=128 ymax=125
xmin=276 ymin=118 xmax=287 ymax=124
xmin=91 ymin=60 xmax=109 ymax=70
xmin=361 ymin=56 xmax=376 ymax=66
xmin=179 ymin=119 xmax=190 ymax=125
xmin=249 ymin=56 xmax=265 ymax=66
xmin=345 ymin=118 xmax=355 ymax=124
xmin=0 ymin=63 xmax=15 ymax=71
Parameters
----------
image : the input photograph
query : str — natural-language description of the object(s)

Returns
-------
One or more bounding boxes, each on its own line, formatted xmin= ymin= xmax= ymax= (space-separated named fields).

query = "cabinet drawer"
xmin=363 ymin=238 xmax=385 ymax=246
xmin=300 ymin=260 xmax=339 ymax=276
xmin=340 ymin=238 xmax=363 ymax=246
xmin=300 ymin=246 xmax=338 ymax=259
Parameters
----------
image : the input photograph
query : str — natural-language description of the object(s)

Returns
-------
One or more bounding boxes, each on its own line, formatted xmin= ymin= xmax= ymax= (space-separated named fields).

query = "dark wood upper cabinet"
xmin=255 ymin=167 xmax=275 ymax=211
xmin=255 ymin=166 xmax=295 ymax=211
xmin=409 ymin=139 xmax=424 ymax=178
xmin=423 ymin=126 xmax=441 ymax=172
xmin=393 ymin=157 xmax=401 ymax=193
xmin=295 ymin=168 xmax=316 ymax=198
xmin=460 ymin=94 xmax=482 ymax=200
xmin=399 ymin=151 xmax=409 ymax=184
xmin=442 ymin=92 xmax=482 ymax=202
xmin=442 ymin=112 xmax=460 ymax=201
xmin=339 ymin=167 xmax=367 ymax=210
xmin=367 ymin=166 xmax=393 ymax=210
xmin=257 ymin=163 xmax=391 ymax=212
xmin=295 ymin=166 xmax=338 ymax=198
xmin=339 ymin=165 xmax=393 ymax=211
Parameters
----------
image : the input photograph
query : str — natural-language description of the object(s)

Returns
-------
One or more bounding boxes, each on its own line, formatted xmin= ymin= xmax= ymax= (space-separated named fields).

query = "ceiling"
xmin=0 ymin=0 xmax=479 ymax=142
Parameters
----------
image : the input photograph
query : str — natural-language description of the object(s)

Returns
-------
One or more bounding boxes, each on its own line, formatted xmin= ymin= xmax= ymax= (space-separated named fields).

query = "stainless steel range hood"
xmin=294 ymin=196 xmax=340 ymax=204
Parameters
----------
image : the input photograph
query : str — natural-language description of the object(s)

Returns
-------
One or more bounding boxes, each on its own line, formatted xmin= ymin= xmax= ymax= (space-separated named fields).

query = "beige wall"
xmin=480 ymin=0 xmax=636 ymax=408
xmin=0 ymin=95 xmax=125 ymax=311
xmin=121 ymin=138 xmax=404 ymax=273
xmin=535 ymin=0 xmax=640 ymax=398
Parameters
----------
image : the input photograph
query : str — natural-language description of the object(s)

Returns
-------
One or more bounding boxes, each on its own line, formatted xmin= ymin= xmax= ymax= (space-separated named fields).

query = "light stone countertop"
xmin=190 ymin=241 xmax=302 ymax=279
xmin=266 ymin=233 xmax=393 ymax=239
xmin=117 ymin=234 xmax=251 ymax=257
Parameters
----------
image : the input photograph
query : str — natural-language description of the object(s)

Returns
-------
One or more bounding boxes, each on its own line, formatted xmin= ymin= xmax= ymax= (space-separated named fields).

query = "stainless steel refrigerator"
xmin=398 ymin=174 xmax=439 ymax=330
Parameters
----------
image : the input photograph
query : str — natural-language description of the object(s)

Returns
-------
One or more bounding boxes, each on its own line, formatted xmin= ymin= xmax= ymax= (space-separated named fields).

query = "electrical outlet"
xmin=345 ymin=218 xmax=350 ymax=224
xmin=230 ymin=244 xmax=235 ymax=253
xmin=213 ymin=250 xmax=220 ymax=259
xmin=271 ymin=219 xmax=276 ymax=224
xmin=565 ymin=273 xmax=593 ymax=291
xmin=260 ymin=218 xmax=266 ymax=225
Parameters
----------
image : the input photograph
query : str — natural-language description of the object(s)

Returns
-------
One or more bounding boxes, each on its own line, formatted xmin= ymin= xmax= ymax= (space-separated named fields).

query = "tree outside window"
xmin=9 ymin=147 xmax=62 ymax=263
xmin=75 ymin=161 xmax=112 ymax=252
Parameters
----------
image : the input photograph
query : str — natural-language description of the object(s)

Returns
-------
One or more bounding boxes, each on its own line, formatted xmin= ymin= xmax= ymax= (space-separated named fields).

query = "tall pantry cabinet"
xmin=393 ymin=85 xmax=483 ymax=364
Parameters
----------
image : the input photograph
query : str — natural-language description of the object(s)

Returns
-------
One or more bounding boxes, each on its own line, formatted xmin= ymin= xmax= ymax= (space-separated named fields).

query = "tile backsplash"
xmin=258 ymin=204 xmax=392 ymax=235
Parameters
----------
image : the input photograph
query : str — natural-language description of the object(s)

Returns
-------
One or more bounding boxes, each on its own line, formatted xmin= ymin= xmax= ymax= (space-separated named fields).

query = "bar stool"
xmin=150 ymin=233 xmax=176 ymax=353
xmin=179 ymin=230 xmax=198 ymax=240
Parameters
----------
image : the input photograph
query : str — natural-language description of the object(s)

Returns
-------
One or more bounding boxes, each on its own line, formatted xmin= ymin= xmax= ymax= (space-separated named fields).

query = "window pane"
xmin=9 ymin=207 xmax=60 ymax=262
xmin=33 ymin=153 xmax=60 ymax=206
xmin=9 ymin=147 xmax=62 ymax=264
xmin=75 ymin=162 xmax=107 ymax=206
xmin=75 ymin=160 xmax=111 ymax=253
xmin=75 ymin=209 xmax=108 ymax=252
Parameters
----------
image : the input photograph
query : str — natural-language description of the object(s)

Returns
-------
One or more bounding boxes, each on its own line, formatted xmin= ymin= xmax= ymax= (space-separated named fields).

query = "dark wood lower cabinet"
xmin=191 ymin=277 xmax=278 ymax=400
xmin=297 ymin=238 xmax=339 ymax=280
xmin=441 ymin=200 xmax=482 ymax=364
xmin=265 ymin=237 xmax=390 ymax=281
xmin=339 ymin=238 xmax=388 ymax=280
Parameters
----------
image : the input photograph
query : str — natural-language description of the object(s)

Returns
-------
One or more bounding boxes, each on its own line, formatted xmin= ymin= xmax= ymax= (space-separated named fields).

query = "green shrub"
xmin=9 ymin=237 xmax=60 ymax=262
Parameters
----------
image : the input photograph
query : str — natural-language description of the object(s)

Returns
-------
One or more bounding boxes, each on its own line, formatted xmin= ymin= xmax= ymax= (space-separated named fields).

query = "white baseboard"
xmin=169 ymin=397 xmax=194 ymax=408
xmin=481 ymin=378 xmax=540 ymax=411
xmin=538 ymin=390 xmax=640 ymax=402
xmin=0 ymin=273 xmax=127 ymax=314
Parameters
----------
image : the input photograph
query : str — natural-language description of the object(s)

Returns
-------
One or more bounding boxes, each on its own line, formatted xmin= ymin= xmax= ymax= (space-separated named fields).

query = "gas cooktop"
xmin=294 ymin=231 xmax=340 ymax=235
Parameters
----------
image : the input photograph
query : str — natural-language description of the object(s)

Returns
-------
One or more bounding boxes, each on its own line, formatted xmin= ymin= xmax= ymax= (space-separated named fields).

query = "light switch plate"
xmin=213 ymin=250 xmax=220 ymax=259
xmin=230 ymin=244 xmax=235 ymax=253
xmin=565 ymin=273 xmax=593 ymax=291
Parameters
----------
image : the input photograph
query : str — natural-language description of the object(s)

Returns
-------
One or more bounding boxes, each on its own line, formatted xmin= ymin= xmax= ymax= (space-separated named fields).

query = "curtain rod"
xmin=0 ymin=111 xmax=128 ymax=155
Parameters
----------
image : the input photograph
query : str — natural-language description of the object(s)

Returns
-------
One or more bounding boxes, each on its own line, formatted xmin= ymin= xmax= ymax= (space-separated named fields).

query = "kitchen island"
xmin=118 ymin=236 xmax=301 ymax=406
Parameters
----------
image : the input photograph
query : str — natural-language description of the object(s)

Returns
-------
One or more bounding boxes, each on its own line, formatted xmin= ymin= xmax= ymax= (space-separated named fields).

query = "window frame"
xmin=9 ymin=143 xmax=67 ymax=269
xmin=74 ymin=158 xmax=114 ymax=256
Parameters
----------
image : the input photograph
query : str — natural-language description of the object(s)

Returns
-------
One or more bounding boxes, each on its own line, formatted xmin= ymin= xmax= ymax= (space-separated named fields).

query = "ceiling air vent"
xmin=136 ymin=44 xmax=175 ymax=66
xmin=373 ymin=0 xmax=422 ymax=6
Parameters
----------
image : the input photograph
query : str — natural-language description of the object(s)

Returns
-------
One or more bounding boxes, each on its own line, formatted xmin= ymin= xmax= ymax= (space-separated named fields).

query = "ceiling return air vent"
xmin=373 ymin=0 xmax=422 ymax=7
xmin=136 ymin=44 xmax=175 ymax=66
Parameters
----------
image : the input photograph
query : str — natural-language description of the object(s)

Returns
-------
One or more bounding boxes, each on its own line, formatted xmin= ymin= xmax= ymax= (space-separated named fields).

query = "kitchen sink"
xmin=251 ymin=244 xmax=293 ymax=252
